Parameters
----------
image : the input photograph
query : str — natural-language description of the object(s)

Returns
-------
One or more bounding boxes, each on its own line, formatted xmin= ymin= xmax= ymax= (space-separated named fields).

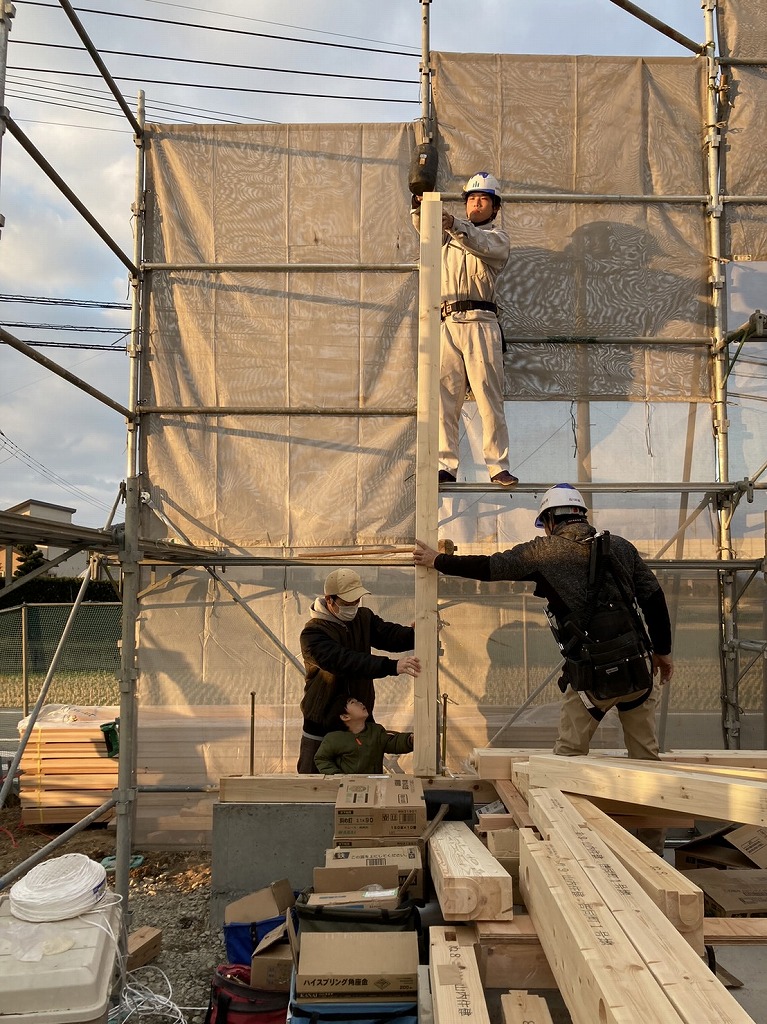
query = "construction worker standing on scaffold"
xmin=411 ymin=171 xmax=517 ymax=488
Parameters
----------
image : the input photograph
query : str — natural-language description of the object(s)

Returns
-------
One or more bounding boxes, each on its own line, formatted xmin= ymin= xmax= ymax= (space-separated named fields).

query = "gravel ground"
xmin=0 ymin=806 xmax=225 ymax=1024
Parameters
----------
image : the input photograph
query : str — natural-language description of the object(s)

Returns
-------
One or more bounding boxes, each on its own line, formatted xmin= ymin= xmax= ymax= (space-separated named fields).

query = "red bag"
xmin=204 ymin=964 xmax=289 ymax=1024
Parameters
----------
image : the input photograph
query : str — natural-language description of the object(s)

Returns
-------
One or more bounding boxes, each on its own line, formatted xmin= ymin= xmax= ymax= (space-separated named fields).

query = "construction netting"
xmin=134 ymin=36 xmax=767 ymax=812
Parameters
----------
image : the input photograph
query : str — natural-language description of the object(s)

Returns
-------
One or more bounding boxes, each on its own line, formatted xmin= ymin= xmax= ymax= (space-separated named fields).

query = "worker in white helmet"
xmin=411 ymin=171 xmax=516 ymax=487
xmin=413 ymin=484 xmax=674 ymax=854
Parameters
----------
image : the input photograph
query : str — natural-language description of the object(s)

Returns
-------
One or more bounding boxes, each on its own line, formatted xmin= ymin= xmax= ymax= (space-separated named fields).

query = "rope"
xmin=10 ymin=853 xmax=107 ymax=922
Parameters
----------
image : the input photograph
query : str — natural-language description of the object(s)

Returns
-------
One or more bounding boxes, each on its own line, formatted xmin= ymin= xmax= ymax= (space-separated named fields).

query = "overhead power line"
xmin=8 ymin=67 xmax=419 ymax=104
xmin=0 ymin=294 xmax=131 ymax=310
xmin=0 ymin=429 xmax=114 ymax=513
xmin=22 ymin=2 xmax=419 ymax=58
xmin=12 ymin=41 xmax=415 ymax=86
xmin=2 ymin=322 xmax=128 ymax=333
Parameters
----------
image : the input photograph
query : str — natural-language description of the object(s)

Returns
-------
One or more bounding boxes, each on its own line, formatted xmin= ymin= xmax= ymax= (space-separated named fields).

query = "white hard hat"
xmin=462 ymin=171 xmax=502 ymax=202
xmin=535 ymin=483 xmax=588 ymax=529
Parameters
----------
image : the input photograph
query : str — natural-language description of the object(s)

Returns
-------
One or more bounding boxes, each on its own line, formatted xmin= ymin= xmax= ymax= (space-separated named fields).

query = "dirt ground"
xmin=0 ymin=801 xmax=209 ymax=888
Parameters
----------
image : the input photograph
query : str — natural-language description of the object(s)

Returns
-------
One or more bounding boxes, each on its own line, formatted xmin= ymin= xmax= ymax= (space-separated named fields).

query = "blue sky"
xmin=0 ymin=2 xmax=729 ymax=527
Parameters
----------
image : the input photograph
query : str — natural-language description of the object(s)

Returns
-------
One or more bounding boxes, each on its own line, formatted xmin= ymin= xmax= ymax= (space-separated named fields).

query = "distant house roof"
xmin=6 ymin=499 xmax=77 ymax=517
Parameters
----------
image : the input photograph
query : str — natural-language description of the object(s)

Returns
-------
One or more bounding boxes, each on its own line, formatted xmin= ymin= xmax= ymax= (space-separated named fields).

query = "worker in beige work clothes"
xmin=411 ymin=171 xmax=516 ymax=487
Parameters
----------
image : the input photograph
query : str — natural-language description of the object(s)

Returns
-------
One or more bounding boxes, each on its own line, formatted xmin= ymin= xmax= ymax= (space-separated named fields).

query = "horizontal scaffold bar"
xmin=141 ymin=262 xmax=417 ymax=272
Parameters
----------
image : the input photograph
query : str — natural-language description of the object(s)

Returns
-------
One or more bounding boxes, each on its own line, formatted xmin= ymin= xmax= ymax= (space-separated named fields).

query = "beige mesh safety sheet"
xmin=717 ymin=0 xmax=767 ymax=59
xmin=136 ymin=48 xmax=759 ymax=798
xmin=432 ymin=53 xmax=711 ymax=399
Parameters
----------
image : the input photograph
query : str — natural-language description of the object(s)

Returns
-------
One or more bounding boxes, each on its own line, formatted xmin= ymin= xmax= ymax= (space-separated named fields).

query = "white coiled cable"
xmin=10 ymin=853 xmax=107 ymax=922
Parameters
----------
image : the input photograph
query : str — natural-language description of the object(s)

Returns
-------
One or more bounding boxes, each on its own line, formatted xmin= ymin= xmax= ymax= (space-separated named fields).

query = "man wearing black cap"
xmin=297 ymin=568 xmax=421 ymax=774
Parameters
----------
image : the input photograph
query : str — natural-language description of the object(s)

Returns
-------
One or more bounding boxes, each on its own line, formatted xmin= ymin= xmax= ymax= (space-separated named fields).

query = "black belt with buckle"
xmin=440 ymin=299 xmax=497 ymax=321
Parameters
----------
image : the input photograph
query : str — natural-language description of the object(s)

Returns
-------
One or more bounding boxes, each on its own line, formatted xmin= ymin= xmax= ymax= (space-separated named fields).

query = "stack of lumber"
xmin=18 ymin=707 xmax=119 ymax=824
xmin=463 ymin=748 xmax=767 ymax=1023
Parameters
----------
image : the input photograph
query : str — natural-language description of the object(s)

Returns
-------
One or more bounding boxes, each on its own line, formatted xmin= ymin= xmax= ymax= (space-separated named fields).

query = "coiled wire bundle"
xmin=10 ymin=853 xmax=107 ymax=922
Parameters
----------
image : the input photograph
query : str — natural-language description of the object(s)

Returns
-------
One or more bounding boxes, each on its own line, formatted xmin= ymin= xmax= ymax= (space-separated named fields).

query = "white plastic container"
xmin=0 ymin=895 xmax=120 ymax=1023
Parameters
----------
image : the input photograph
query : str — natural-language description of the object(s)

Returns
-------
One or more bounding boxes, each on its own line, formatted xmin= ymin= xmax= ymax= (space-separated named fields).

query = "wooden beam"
xmin=520 ymin=830 xmax=687 ymax=1024
xmin=126 ymin=926 xmax=162 ymax=971
xmin=525 ymin=794 xmax=754 ymax=1024
xmin=413 ymin=190 xmax=442 ymax=777
xmin=492 ymin=779 xmax=534 ymax=828
xmin=501 ymin=991 xmax=553 ymax=1024
xmin=470 ymin=748 xmax=767 ymax=781
xmin=703 ymin=917 xmax=767 ymax=944
xmin=219 ymin=774 xmax=496 ymax=804
xmin=591 ymin=756 xmax=767 ymax=783
xmin=526 ymin=754 xmax=767 ymax=827
xmin=567 ymin=794 xmax=704 ymax=949
xmin=429 ymin=925 xmax=491 ymax=1024
xmin=429 ymin=820 xmax=514 ymax=921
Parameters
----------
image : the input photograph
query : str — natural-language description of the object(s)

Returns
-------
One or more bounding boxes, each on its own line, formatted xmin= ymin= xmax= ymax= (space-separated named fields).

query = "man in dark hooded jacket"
xmin=413 ymin=484 xmax=673 ymax=853
xmin=297 ymin=568 xmax=420 ymax=773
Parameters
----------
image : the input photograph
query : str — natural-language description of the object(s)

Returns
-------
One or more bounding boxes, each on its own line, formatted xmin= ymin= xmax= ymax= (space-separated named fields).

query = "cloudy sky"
xmin=0 ymin=1 xmax=727 ymax=528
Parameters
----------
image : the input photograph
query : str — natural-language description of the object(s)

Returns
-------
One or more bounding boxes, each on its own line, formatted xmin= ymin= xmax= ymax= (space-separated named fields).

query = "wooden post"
xmin=414 ymin=191 xmax=441 ymax=776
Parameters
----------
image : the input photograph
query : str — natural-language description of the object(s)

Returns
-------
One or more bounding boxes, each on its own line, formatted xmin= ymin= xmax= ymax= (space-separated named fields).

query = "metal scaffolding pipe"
xmin=137 ymin=405 xmax=414 ymax=416
xmin=57 ymin=0 xmax=142 ymax=136
xmin=142 ymin=261 xmax=415 ymax=273
xmin=419 ymin=0 xmax=432 ymax=140
xmin=0 ymin=327 xmax=132 ymax=417
xmin=1 ymin=114 xmax=137 ymax=274
xmin=115 ymin=91 xmax=145 ymax=910
xmin=0 ymin=797 xmax=119 ymax=892
xmin=606 ymin=0 xmax=704 ymax=54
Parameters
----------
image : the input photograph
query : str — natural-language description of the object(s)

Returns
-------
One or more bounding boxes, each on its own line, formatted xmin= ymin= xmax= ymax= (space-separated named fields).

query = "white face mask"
xmin=333 ymin=603 xmax=358 ymax=622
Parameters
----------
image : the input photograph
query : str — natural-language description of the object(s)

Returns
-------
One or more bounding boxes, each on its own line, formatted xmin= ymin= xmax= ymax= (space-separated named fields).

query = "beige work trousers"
xmin=439 ymin=317 xmax=509 ymax=476
xmin=554 ymin=684 xmax=665 ymax=856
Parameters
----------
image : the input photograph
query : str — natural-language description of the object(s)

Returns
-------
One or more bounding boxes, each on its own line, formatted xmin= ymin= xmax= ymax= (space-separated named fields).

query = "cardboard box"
xmin=224 ymin=878 xmax=295 ymax=925
xmin=674 ymin=826 xmax=755 ymax=872
xmin=320 ymin=845 xmax=424 ymax=900
xmin=335 ymin=777 xmax=427 ymax=839
xmin=224 ymin=878 xmax=296 ymax=964
xmin=295 ymin=931 xmax=418 ymax=1000
xmin=681 ymin=868 xmax=767 ymax=917
xmin=287 ymin=972 xmax=418 ymax=1023
xmin=333 ymin=835 xmax=427 ymax=860
xmin=306 ymin=887 xmax=401 ymax=910
xmin=726 ymin=825 xmax=767 ymax=868
xmin=250 ymin=923 xmax=294 ymax=992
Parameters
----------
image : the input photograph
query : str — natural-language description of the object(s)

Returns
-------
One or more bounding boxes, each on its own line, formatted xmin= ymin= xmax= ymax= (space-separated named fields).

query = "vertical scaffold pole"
xmin=0 ymin=2 xmax=16 ymax=235
xmin=115 ymin=92 xmax=146 ymax=907
xmin=703 ymin=1 xmax=740 ymax=747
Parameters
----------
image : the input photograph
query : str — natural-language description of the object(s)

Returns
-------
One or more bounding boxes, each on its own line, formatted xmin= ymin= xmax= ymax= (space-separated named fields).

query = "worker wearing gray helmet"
xmin=411 ymin=171 xmax=516 ymax=487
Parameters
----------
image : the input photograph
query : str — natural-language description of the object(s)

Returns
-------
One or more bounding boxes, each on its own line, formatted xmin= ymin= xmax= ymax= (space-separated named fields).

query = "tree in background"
xmin=13 ymin=544 xmax=47 ymax=578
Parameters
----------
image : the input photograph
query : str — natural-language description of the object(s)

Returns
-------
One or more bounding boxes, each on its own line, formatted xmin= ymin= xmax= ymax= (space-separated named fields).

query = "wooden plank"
xmin=429 ymin=925 xmax=491 ymax=1024
xmin=501 ymin=992 xmax=553 ymax=1024
xmin=429 ymin=820 xmax=513 ymax=922
xmin=126 ymin=926 xmax=162 ymax=971
xmin=20 ymin=775 xmax=119 ymax=790
xmin=567 ymin=794 xmax=704 ymax=947
xmin=526 ymin=754 xmax=767 ymax=827
xmin=492 ymin=779 xmax=534 ymax=829
xmin=520 ymin=829 xmax=686 ymax=1024
xmin=703 ymin=917 xmax=767 ymax=944
xmin=475 ymin=813 xmax=516 ymax=831
xmin=510 ymin=762 xmax=530 ymax=799
xmin=219 ymin=774 xmax=496 ymax=805
xmin=591 ymin=756 xmax=767 ymax=783
xmin=526 ymin=794 xmax=754 ymax=1024
xmin=471 ymin=748 xmax=767 ymax=781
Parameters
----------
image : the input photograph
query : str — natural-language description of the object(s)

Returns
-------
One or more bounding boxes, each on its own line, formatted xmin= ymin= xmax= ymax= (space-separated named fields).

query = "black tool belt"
xmin=440 ymin=299 xmax=497 ymax=321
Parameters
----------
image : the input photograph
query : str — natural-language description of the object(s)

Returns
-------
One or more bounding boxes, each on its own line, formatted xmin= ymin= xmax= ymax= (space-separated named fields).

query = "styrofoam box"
xmin=0 ymin=895 xmax=121 ymax=1023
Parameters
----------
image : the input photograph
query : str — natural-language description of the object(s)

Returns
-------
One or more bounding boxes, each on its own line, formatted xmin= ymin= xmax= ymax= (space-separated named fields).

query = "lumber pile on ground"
xmin=17 ymin=707 xmax=119 ymax=824
xmin=464 ymin=748 xmax=767 ymax=1022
